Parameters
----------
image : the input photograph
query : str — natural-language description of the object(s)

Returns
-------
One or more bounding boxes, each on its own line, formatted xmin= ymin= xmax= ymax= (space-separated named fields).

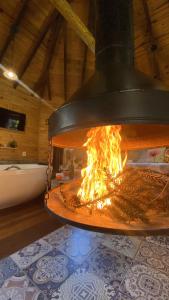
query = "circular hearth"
xmin=46 ymin=173 xmax=169 ymax=235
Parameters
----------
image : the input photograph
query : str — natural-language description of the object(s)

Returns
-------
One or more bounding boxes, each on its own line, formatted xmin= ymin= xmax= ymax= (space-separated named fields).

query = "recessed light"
xmin=3 ymin=69 xmax=18 ymax=81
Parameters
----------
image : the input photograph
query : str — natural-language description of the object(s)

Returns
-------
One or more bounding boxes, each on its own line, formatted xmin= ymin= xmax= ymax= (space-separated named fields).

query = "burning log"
xmin=50 ymin=167 xmax=169 ymax=227
xmin=47 ymin=125 xmax=169 ymax=232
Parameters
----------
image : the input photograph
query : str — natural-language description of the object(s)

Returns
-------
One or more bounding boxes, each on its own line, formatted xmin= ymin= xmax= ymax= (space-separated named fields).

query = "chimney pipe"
xmin=95 ymin=0 xmax=134 ymax=69
xmin=49 ymin=0 xmax=169 ymax=150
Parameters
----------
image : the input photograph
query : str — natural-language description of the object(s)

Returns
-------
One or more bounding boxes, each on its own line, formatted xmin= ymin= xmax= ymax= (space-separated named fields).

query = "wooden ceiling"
xmin=0 ymin=0 xmax=169 ymax=107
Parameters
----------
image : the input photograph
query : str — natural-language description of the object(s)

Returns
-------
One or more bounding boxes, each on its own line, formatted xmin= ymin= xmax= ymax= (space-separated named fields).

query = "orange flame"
xmin=78 ymin=125 xmax=127 ymax=208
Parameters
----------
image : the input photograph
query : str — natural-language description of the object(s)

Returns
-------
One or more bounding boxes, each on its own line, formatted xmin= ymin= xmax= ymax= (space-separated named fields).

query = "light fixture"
xmin=3 ymin=69 xmax=18 ymax=81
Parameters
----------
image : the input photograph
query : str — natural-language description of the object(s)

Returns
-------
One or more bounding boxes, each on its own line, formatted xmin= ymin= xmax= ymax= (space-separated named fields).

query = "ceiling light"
xmin=3 ymin=69 xmax=18 ymax=81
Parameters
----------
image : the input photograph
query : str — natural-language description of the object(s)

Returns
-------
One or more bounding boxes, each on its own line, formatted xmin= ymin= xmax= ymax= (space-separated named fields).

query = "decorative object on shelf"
xmin=148 ymin=148 xmax=162 ymax=163
xmin=164 ymin=148 xmax=169 ymax=163
xmin=7 ymin=140 xmax=18 ymax=148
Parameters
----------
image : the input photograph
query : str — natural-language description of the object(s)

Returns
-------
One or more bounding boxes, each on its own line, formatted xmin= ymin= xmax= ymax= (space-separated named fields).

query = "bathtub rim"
xmin=0 ymin=164 xmax=48 ymax=175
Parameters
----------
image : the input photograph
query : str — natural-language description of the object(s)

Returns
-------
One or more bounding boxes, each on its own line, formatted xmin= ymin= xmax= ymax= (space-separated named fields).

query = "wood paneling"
xmin=1 ymin=0 xmax=169 ymax=162
xmin=0 ymin=78 xmax=40 ymax=162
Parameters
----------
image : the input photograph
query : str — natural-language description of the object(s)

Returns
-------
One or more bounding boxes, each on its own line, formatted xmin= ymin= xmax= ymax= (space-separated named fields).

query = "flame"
xmin=78 ymin=125 xmax=127 ymax=208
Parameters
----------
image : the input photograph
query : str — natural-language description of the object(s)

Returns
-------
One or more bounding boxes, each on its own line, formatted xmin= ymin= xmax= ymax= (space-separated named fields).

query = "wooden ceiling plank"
xmin=0 ymin=0 xmax=28 ymax=62
xmin=49 ymin=0 xmax=95 ymax=53
xmin=38 ymin=83 xmax=46 ymax=98
xmin=142 ymin=0 xmax=160 ymax=79
xmin=81 ymin=0 xmax=94 ymax=85
xmin=14 ymin=9 xmax=58 ymax=88
xmin=63 ymin=21 xmax=67 ymax=101
xmin=47 ymin=72 xmax=52 ymax=100
xmin=81 ymin=41 xmax=88 ymax=85
xmin=34 ymin=14 xmax=63 ymax=97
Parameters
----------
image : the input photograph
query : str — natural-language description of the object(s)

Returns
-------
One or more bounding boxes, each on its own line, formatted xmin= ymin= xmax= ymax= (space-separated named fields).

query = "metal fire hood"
xmin=49 ymin=0 xmax=169 ymax=150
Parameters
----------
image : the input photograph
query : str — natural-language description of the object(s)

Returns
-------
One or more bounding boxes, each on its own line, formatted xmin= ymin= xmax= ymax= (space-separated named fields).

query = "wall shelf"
xmin=0 ymin=147 xmax=17 ymax=150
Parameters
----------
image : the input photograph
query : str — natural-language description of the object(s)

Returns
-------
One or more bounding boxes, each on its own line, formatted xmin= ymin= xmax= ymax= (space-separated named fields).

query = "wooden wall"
xmin=0 ymin=78 xmax=40 ymax=162
xmin=1 ymin=0 xmax=169 ymax=163
xmin=38 ymin=105 xmax=51 ymax=163
xmin=38 ymin=97 xmax=64 ymax=163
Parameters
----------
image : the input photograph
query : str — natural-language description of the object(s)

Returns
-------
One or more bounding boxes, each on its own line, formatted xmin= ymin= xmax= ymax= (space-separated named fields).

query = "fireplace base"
xmin=46 ymin=171 xmax=169 ymax=235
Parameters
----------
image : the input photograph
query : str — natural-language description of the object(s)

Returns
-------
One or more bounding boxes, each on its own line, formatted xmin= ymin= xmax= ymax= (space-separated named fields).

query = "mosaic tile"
xmin=146 ymin=235 xmax=169 ymax=249
xmin=0 ymin=257 xmax=19 ymax=287
xmin=81 ymin=244 xmax=132 ymax=295
xmin=120 ymin=263 xmax=169 ymax=299
xmin=52 ymin=268 xmax=115 ymax=300
xmin=135 ymin=240 xmax=169 ymax=275
xmin=11 ymin=239 xmax=53 ymax=269
xmin=100 ymin=234 xmax=142 ymax=258
xmin=113 ymin=291 xmax=132 ymax=300
xmin=43 ymin=225 xmax=74 ymax=249
xmin=25 ymin=248 xmax=78 ymax=299
xmin=0 ymin=272 xmax=44 ymax=300
xmin=2 ymin=224 xmax=169 ymax=299
xmin=49 ymin=226 xmax=100 ymax=264
xmin=72 ymin=227 xmax=100 ymax=239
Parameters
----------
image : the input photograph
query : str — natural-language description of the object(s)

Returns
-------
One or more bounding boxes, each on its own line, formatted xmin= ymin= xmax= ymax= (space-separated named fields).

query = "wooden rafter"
xmin=50 ymin=0 xmax=95 ymax=53
xmin=14 ymin=9 xmax=58 ymax=88
xmin=47 ymin=72 xmax=52 ymax=100
xmin=142 ymin=0 xmax=160 ymax=79
xmin=81 ymin=40 xmax=88 ymax=85
xmin=63 ymin=21 xmax=67 ymax=101
xmin=81 ymin=0 xmax=95 ymax=85
xmin=0 ymin=0 xmax=28 ymax=62
xmin=34 ymin=14 xmax=63 ymax=99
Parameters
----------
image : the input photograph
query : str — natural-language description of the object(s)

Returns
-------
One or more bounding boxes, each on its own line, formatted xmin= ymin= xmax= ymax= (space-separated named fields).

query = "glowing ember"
xmin=78 ymin=125 xmax=127 ymax=208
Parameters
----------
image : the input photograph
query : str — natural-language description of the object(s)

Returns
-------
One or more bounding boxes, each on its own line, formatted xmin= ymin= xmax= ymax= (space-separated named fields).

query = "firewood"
xmin=52 ymin=167 xmax=169 ymax=225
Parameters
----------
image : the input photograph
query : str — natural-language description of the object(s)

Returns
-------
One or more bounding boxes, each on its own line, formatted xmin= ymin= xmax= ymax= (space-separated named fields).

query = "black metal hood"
xmin=49 ymin=0 xmax=169 ymax=150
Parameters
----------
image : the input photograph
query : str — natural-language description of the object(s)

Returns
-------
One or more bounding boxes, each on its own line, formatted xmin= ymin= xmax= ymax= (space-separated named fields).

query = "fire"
xmin=78 ymin=125 xmax=127 ymax=208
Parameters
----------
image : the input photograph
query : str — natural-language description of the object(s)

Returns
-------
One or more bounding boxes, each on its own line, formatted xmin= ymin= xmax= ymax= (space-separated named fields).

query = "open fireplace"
xmin=46 ymin=0 xmax=169 ymax=233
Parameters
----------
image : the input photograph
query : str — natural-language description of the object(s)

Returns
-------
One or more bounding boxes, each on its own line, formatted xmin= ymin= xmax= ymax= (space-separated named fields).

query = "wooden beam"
xmin=47 ymin=72 xmax=52 ymax=101
xmin=0 ymin=0 xmax=28 ymax=62
xmin=81 ymin=42 xmax=88 ymax=85
xmin=14 ymin=10 xmax=58 ymax=88
xmin=34 ymin=15 xmax=63 ymax=98
xmin=63 ymin=21 xmax=67 ymax=101
xmin=50 ymin=0 xmax=95 ymax=53
xmin=142 ymin=0 xmax=160 ymax=79
xmin=39 ymin=72 xmax=52 ymax=100
xmin=81 ymin=0 xmax=95 ymax=85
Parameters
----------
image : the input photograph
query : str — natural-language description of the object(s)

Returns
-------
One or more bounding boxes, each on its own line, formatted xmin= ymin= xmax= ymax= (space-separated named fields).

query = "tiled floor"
xmin=0 ymin=225 xmax=169 ymax=299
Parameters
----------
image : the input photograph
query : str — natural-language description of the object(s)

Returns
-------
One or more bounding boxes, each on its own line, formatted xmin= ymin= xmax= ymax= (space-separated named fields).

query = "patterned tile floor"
xmin=0 ymin=225 xmax=169 ymax=299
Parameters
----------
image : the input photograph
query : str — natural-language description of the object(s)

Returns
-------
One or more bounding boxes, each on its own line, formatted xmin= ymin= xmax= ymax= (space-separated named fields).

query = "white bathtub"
xmin=0 ymin=164 xmax=48 ymax=209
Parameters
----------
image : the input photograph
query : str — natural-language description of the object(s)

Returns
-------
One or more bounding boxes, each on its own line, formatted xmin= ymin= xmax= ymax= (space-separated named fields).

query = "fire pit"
xmin=46 ymin=0 xmax=169 ymax=233
xmin=46 ymin=125 xmax=169 ymax=233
